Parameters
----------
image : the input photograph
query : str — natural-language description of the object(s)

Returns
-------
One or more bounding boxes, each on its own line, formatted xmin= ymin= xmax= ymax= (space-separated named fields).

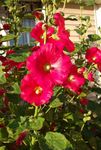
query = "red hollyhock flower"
xmin=86 ymin=47 xmax=101 ymax=64
xmin=31 ymin=22 xmax=44 ymax=43
xmin=31 ymin=22 xmax=55 ymax=44
xmin=16 ymin=130 xmax=28 ymax=146
xmin=20 ymin=74 xmax=53 ymax=106
xmin=30 ymin=46 xmax=40 ymax=52
xmin=63 ymin=65 xmax=85 ymax=93
xmin=0 ymin=89 xmax=5 ymax=96
xmin=0 ymin=56 xmax=6 ymax=62
xmin=3 ymin=23 xmax=11 ymax=30
xmin=98 ymin=63 xmax=101 ymax=72
xmin=87 ymin=72 xmax=94 ymax=81
xmin=57 ymin=29 xmax=75 ymax=52
xmin=79 ymin=109 xmax=85 ymax=114
xmin=33 ymin=11 xmax=44 ymax=20
xmin=27 ymin=43 xmax=72 ymax=85
xmin=6 ymin=49 xmax=15 ymax=55
xmin=80 ymin=98 xmax=89 ymax=106
xmin=77 ymin=67 xmax=86 ymax=74
xmin=54 ymin=12 xmax=65 ymax=30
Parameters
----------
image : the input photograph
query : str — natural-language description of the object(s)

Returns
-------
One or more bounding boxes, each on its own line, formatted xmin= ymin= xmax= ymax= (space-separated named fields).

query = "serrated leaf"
xmin=45 ymin=132 xmax=73 ymax=150
xmin=49 ymin=98 xmax=63 ymax=108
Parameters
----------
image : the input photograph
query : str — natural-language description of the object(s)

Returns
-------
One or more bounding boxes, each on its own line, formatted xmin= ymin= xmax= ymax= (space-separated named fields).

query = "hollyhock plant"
xmin=16 ymin=131 xmax=28 ymax=146
xmin=30 ymin=22 xmax=44 ymax=43
xmin=63 ymin=65 xmax=85 ymax=93
xmin=80 ymin=98 xmax=89 ymax=106
xmin=86 ymin=47 xmax=101 ymax=64
xmin=6 ymin=49 xmax=15 ymax=55
xmin=20 ymin=74 xmax=53 ymax=106
xmin=0 ymin=88 xmax=5 ymax=96
xmin=30 ymin=22 xmax=55 ymax=44
xmin=3 ymin=23 xmax=11 ymax=30
xmin=54 ymin=12 xmax=65 ymax=30
xmin=33 ymin=11 xmax=44 ymax=20
xmin=27 ymin=43 xmax=72 ymax=85
xmin=57 ymin=29 xmax=75 ymax=52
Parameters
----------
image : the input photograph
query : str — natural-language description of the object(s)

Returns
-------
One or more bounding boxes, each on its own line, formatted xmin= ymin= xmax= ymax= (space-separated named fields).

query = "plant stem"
xmin=34 ymin=106 xmax=38 ymax=118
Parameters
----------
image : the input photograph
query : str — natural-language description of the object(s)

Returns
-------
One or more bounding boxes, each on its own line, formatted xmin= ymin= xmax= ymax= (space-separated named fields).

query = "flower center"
xmin=34 ymin=86 xmax=43 ymax=95
xmin=68 ymin=75 xmax=75 ymax=81
xmin=44 ymin=64 xmax=51 ymax=72
xmin=92 ymin=57 xmax=96 ymax=61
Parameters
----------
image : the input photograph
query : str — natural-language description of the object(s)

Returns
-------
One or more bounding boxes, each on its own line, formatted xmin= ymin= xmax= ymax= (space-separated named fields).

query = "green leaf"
xmin=88 ymin=34 xmax=101 ymax=42
xmin=0 ymin=128 xmax=8 ymax=141
xmin=29 ymin=117 xmax=45 ymax=131
xmin=45 ymin=132 xmax=73 ymax=150
xmin=9 ymin=52 xmax=30 ymax=62
xmin=11 ymin=82 xmax=20 ymax=94
xmin=49 ymin=98 xmax=63 ymax=108
xmin=0 ymin=34 xmax=16 ymax=42
xmin=38 ymin=135 xmax=51 ymax=150
xmin=0 ymin=66 xmax=6 ymax=84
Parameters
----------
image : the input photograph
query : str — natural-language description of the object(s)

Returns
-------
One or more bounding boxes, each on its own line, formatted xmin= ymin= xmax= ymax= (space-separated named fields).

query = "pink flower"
xmin=16 ymin=130 xmax=28 ymax=146
xmin=57 ymin=30 xmax=75 ymax=52
xmin=0 ymin=89 xmax=5 ymax=96
xmin=77 ymin=67 xmax=86 ymax=74
xmin=3 ymin=23 xmax=11 ymax=30
xmin=54 ymin=12 xmax=65 ymax=30
xmin=31 ymin=22 xmax=44 ymax=43
xmin=31 ymin=22 xmax=55 ymax=44
xmin=86 ymin=47 xmax=101 ymax=64
xmin=27 ymin=43 xmax=72 ymax=85
xmin=30 ymin=46 xmax=40 ymax=52
xmin=16 ymin=62 xmax=26 ymax=69
xmin=6 ymin=49 xmax=15 ymax=55
xmin=87 ymin=72 xmax=94 ymax=82
xmin=80 ymin=98 xmax=89 ymax=106
xmin=32 ymin=11 xmax=44 ymax=20
xmin=63 ymin=65 xmax=85 ymax=93
xmin=20 ymin=74 xmax=53 ymax=106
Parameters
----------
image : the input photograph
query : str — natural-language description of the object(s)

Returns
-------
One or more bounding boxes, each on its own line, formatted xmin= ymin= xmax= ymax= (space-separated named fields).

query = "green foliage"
xmin=45 ymin=132 xmax=73 ymax=150
xmin=0 ymin=66 xmax=6 ymax=84
xmin=0 ymin=0 xmax=101 ymax=149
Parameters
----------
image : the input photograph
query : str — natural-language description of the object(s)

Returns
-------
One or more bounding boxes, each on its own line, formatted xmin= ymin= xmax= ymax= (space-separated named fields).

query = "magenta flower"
xmin=27 ymin=43 xmax=72 ymax=85
xmin=16 ymin=130 xmax=28 ymax=146
xmin=63 ymin=65 xmax=85 ymax=93
xmin=31 ymin=22 xmax=55 ymax=44
xmin=30 ymin=22 xmax=44 ymax=43
xmin=54 ymin=12 xmax=65 ymax=29
xmin=20 ymin=74 xmax=53 ymax=106
xmin=57 ymin=30 xmax=75 ymax=52
xmin=80 ymin=98 xmax=89 ymax=106
xmin=87 ymin=72 xmax=94 ymax=82
xmin=86 ymin=47 xmax=101 ymax=64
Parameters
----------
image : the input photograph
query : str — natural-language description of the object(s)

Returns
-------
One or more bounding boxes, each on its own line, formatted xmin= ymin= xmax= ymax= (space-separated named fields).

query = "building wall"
xmin=59 ymin=3 xmax=96 ymax=42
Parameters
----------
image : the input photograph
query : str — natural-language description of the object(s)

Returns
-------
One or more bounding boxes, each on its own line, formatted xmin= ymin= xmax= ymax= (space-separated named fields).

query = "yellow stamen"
xmin=68 ymin=75 xmax=75 ymax=81
xmin=34 ymin=86 xmax=43 ymax=95
xmin=44 ymin=64 xmax=51 ymax=72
